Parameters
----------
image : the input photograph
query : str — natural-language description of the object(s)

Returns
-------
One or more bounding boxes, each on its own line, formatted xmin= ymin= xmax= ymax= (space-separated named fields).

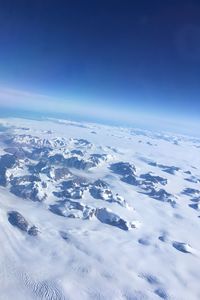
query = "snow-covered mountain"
xmin=0 ymin=117 xmax=200 ymax=300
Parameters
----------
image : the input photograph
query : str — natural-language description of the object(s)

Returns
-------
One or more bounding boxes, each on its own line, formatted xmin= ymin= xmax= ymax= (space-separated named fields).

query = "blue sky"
xmin=0 ymin=0 xmax=200 ymax=135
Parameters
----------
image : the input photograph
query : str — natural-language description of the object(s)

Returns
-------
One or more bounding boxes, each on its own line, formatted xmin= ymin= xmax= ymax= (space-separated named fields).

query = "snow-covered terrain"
xmin=0 ymin=117 xmax=200 ymax=300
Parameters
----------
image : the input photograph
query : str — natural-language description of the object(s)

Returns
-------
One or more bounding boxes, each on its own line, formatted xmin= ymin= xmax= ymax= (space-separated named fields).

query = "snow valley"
xmin=0 ymin=117 xmax=200 ymax=300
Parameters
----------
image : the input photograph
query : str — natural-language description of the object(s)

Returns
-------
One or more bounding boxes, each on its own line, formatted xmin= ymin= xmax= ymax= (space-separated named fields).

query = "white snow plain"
xmin=0 ymin=117 xmax=200 ymax=300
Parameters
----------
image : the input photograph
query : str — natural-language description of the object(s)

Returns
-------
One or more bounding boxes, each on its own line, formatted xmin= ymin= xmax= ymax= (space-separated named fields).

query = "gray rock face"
xmin=90 ymin=179 xmax=109 ymax=199
xmin=49 ymin=154 xmax=65 ymax=164
xmin=53 ymin=167 xmax=72 ymax=181
xmin=8 ymin=211 xmax=29 ymax=232
xmin=182 ymin=188 xmax=200 ymax=197
xmin=50 ymin=201 xmax=133 ymax=231
xmin=59 ymin=231 xmax=70 ymax=241
xmin=185 ymin=176 xmax=200 ymax=183
xmin=189 ymin=203 xmax=200 ymax=211
xmin=71 ymin=149 xmax=84 ymax=156
xmin=28 ymin=161 xmax=48 ymax=174
xmin=0 ymin=154 xmax=18 ymax=186
xmin=110 ymin=162 xmax=138 ymax=187
xmin=62 ymin=177 xmax=89 ymax=189
xmin=89 ymin=154 xmax=108 ymax=166
xmin=29 ymin=160 xmax=72 ymax=180
xmin=93 ymin=179 xmax=108 ymax=189
xmin=8 ymin=211 xmax=39 ymax=236
xmin=172 ymin=242 xmax=193 ymax=253
xmin=27 ymin=147 xmax=51 ymax=161
xmin=74 ymin=138 xmax=91 ymax=147
xmin=110 ymin=162 xmax=136 ymax=176
xmin=4 ymin=147 xmax=26 ymax=159
xmin=184 ymin=170 xmax=192 ymax=175
xmin=49 ymin=153 xmax=103 ymax=171
xmin=114 ymin=166 xmax=168 ymax=189
xmin=162 ymin=166 xmax=180 ymax=175
xmin=189 ymin=200 xmax=200 ymax=211
xmin=49 ymin=200 xmax=96 ymax=220
xmin=90 ymin=180 xmax=128 ymax=208
xmin=95 ymin=208 xmax=130 ymax=231
xmin=121 ymin=174 xmax=139 ymax=186
xmin=28 ymin=226 xmax=39 ymax=236
xmin=54 ymin=177 xmax=89 ymax=200
xmin=0 ymin=154 xmax=18 ymax=169
xmin=147 ymin=188 xmax=177 ymax=206
xmin=7 ymin=134 xmax=52 ymax=149
xmin=147 ymin=161 xmax=180 ymax=175
xmin=10 ymin=176 xmax=47 ymax=202
xmin=90 ymin=185 xmax=112 ymax=200
xmin=140 ymin=173 xmax=167 ymax=186
xmin=64 ymin=156 xmax=94 ymax=170
xmin=11 ymin=175 xmax=41 ymax=185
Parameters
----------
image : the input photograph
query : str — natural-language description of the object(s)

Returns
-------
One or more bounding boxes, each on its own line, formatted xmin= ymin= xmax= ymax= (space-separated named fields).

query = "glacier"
xmin=0 ymin=117 xmax=199 ymax=300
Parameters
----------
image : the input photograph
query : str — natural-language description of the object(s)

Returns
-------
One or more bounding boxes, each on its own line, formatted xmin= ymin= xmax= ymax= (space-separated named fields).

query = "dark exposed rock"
xmin=140 ymin=173 xmax=167 ymax=185
xmin=74 ymin=139 xmax=91 ymax=146
xmin=189 ymin=202 xmax=200 ymax=211
xmin=148 ymin=161 xmax=157 ymax=167
xmin=154 ymin=288 xmax=169 ymax=299
xmin=8 ymin=211 xmax=29 ymax=232
xmin=71 ymin=149 xmax=84 ymax=156
xmin=89 ymin=154 xmax=108 ymax=165
xmin=26 ymin=147 xmax=51 ymax=160
xmin=95 ymin=208 xmax=130 ymax=231
xmin=53 ymin=167 xmax=72 ymax=181
xmin=6 ymin=134 xmax=52 ymax=150
xmin=62 ymin=177 xmax=89 ymax=189
xmin=121 ymin=174 xmax=139 ymax=186
xmin=54 ymin=177 xmax=89 ymax=199
xmin=147 ymin=161 xmax=180 ymax=175
xmin=182 ymin=188 xmax=200 ymax=197
xmin=29 ymin=159 xmax=72 ymax=181
xmin=60 ymin=231 xmax=71 ymax=241
xmin=49 ymin=200 xmax=96 ymax=219
xmin=90 ymin=186 xmax=112 ymax=200
xmin=10 ymin=176 xmax=47 ymax=202
xmin=29 ymin=161 xmax=48 ymax=174
xmin=0 ymin=154 xmax=17 ymax=169
xmin=28 ymin=226 xmax=39 ymax=236
xmin=64 ymin=156 xmax=94 ymax=170
xmin=163 ymin=166 xmax=180 ymax=175
xmin=0 ymin=169 xmax=7 ymax=186
xmin=93 ymin=179 xmax=108 ymax=189
xmin=90 ymin=180 xmax=110 ymax=200
xmin=172 ymin=241 xmax=193 ymax=253
xmin=4 ymin=147 xmax=26 ymax=159
xmin=110 ymin=162 xmax=136 ymax=176
xmin=110 ymin=162 xmax=138 ymax=187
xmin=50 ymin=202 xmax=132 ymax=231
xmin=147 ymin=188 xmax=177 ymax=206
xmin=90 ymin=179 xmax=128 ymax=208
xmin=11 ymin=175 xmax=41 ymax=185
xmin=0 ymin=154 xmax=18 ymax=186
xmin=185 ymin=176 xmax=200 ymax=184
xmin=184 ymin=170 xmax=192 ymax=175
xmin=49 ymin=154 xmax=65 ymax=164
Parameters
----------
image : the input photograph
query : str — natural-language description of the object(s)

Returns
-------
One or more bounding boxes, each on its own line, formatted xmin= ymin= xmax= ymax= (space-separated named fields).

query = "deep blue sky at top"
xmin=0 ymin=0 xmax=200 ymax=122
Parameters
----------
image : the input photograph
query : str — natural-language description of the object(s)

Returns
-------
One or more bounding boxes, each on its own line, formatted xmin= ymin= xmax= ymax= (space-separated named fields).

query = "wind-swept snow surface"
xmin=0 ymin=118 xmax=200 ymax=300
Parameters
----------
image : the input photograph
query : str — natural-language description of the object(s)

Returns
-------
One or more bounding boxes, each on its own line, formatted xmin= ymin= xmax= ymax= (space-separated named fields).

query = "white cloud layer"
xmin=0 ymin=87 xmax=199 ymax=137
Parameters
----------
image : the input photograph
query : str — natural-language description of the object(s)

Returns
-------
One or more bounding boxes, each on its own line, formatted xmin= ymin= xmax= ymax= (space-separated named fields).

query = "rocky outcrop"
xmin=110 ymin=162 xmax=136 ymax=176
xmin=7 ymin=211 xmax=39 ymax=236
xmin=0 ymin=154 xmax=18 ymax=186
xmin=10 ymin=176 xmax=47 ymax=202
xmin=140 ymin=173 xmax=167 ymax=186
